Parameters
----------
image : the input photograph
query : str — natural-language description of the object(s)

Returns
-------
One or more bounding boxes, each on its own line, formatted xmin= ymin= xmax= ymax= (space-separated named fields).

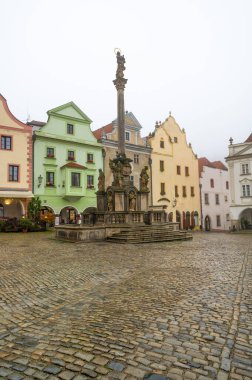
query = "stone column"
xmin=113 ymin=51 xmax=127 ymax=157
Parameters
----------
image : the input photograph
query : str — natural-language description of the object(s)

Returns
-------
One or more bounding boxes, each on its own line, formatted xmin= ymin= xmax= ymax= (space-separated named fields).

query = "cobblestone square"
xmin=0 ymin=232 xmax=251 ymax=380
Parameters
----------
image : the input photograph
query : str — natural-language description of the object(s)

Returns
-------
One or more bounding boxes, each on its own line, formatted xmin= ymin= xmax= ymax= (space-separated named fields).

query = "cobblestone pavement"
xmin=0 ymin=232 xmax=251 ymax=380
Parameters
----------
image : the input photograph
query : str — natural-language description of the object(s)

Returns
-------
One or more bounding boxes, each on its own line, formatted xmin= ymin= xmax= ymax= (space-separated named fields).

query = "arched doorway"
xmin=60 ymin=206 xmax=78 ymax=224
xmin=191 ymin=211 xmax=199 ymax=228
xmin=205 ymin=215 xmax=211 ymax=231
xmin=239 ymin=208 xmax=252 ymax=229
xmin=40 ymin=206 xmax=55 ymax=226
xmin=184 ymin=211 xmax=190 ymax=229
xmin=168 ymin=212 xmax=173 ymax=222
xmin=176 ymin=211 xmax=181 ymax=228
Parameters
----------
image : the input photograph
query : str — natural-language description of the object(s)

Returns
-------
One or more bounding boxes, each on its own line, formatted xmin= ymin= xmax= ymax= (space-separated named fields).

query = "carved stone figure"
xmin=107 ymin=192 xmax=113 ymax=212
xmin=109 ymin=159 xmax=123 ymax=187
xmin=97 ymin=169 xmax=105 ymax=192
xmin=129 ymin=191 xmax=136 ymax=211
xmin=140 ymin=166 xmax=149 ymax=192
xmin=116 ymin=51 xmax=126 ymax=79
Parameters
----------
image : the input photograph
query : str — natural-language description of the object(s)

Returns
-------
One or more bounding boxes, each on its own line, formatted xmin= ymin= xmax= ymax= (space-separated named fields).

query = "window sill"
xmin=241 ymin=195 xmax=252 ymax=198
xmin=86 ymin=161 xmax=95 ymax=164
xmin=45 ymin=156 xmax=55 ymax=159
xmin=87 ymin=186 xmax=94 ymax=189
xmin=46 ymin=185 xmax=55 ymax=187
xmin=240 ymin=173 xmax=250 ymax=176
xmin=160 ymin=193 xmax=166 ymax=196
xmin=71 ymin=186 xmax=82 ymax=188
xmin=67 ymin=159 xmax=76 ymax=162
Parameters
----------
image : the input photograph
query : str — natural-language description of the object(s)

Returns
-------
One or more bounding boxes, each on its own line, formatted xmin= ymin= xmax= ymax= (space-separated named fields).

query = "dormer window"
xmin=160 ymin=139 xmax=164 ymax=148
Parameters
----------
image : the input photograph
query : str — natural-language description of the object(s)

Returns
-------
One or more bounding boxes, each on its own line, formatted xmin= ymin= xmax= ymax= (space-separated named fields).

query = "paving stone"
xmin=107 ymin=362 xmax=125 ymax=372
xmin=43 ymin=365 xmax=62 ymax=375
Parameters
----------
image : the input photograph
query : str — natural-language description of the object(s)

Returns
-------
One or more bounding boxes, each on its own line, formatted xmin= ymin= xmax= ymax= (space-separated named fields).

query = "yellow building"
xmin=148 ymin=115 xmax=201 ymax=229
xmin=0 ymin=94 xmax=33 ymax=218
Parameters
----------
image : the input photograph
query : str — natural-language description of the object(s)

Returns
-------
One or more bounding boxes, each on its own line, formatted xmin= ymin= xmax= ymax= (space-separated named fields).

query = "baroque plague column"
xmin=96 ymin=52 xmax=149 ymax=216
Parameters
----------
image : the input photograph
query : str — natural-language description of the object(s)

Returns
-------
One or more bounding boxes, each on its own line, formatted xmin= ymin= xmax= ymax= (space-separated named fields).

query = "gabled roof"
xmin=198 ymin=157 xmax=227 ymax=176
xmin=47 ymin=101 xmax=92 ymax=123
xmin=0 ymin=94 xmax=31 ymax=131
xmin=93 ymin=111 xmax=142 ymax=140
xmin=93 ymin=123 xmax=113 ymax=140
xmin=27 ymin=120 xmax=46 ymax=127
xmin=245 ymin=133 xmax=252 ymax=143
xmin=61 ymin=162 xmax=87 ymax=170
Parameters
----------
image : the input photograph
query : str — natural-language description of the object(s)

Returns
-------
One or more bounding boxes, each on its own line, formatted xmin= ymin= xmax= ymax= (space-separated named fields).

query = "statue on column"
xmin=98 ymin=169 xmax=105 ymax=192
xmin=140 ymin=166 xmax=149 ymax=192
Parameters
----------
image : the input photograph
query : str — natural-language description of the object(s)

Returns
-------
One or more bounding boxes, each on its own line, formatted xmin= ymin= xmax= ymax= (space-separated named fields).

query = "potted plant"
xmin=19 ymin=218 xmax=32 ymax=232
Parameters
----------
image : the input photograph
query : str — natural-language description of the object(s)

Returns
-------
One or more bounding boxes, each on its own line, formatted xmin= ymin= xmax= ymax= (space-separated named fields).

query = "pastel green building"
xmin=33 ymin=102 xmax=103 ymax=224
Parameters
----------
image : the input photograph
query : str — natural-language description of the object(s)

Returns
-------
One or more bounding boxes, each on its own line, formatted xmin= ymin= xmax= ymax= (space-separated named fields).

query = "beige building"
xmin=93 ymin=111 xmax=152 ymax=197
xmin=0 ymin=94 xmax=33 ymax=218
xmin=148 ymin=115 xmax=201 ymax=229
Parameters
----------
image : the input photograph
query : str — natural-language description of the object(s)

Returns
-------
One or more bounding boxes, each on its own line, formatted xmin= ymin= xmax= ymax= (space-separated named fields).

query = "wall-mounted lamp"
xmin=4 ymin=198 xmax=13 ymax=205
xmin=38 ymin=175 xmax=43 ymax=187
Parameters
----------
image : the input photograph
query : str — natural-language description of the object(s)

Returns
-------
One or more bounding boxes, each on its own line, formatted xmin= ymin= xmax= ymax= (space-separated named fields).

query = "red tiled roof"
xmin=93 ymin=123 xmax=113 ymax=139
xmin=198 ymin=157 xmax=227 ymax=176
xmin=61 ymin=162 xmax=87 ymax=169
xmin=245 ymin=133 xmax=252 ymax=142
xmin=211 ymin=161 xmax=228 ymax=171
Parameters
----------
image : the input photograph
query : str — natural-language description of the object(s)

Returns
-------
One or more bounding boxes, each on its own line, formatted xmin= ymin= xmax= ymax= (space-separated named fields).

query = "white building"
xmin=199 ymin=158 xmax=231 ymax=231
xmin=226 ymin=134 xmax=252 ymax=229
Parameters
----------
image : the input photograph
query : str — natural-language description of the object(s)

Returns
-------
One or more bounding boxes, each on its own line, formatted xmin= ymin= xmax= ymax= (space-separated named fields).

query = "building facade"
xmin=148 ymin=115 xmax=201 ymax=229
xmin=33 ymin=101 xmax=103 ymax=224
xmin=0 ymin=94 xmax=33 ymax=218
xmin=93 ymin=111 xmax=152 ymax=197
xmin=226 ymin=134 xmax=252 ymax=229
xmin=199 ymin=157 xmax=230 ymax=231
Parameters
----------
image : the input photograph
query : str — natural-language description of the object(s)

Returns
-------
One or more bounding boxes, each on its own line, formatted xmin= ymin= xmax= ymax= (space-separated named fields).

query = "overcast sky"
xmin=1 ymin=0 xmax=252 ymax=162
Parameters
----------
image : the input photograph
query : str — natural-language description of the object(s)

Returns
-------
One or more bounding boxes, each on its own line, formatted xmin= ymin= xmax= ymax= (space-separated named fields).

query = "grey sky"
xmin=1 ymin=0 xmax=252 ymax=162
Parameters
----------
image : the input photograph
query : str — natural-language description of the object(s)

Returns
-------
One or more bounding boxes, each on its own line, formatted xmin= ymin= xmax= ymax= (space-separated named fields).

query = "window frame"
xmin=216 ymin=215 xmax=221 ymax=227
xmin=87 ymin=153 xmax=94 ymax=163
xmin=160 ymin=160 xmax=164 ymax=172
xmin=134 ymin=154 xmax=139 ymax=164
xmin=1 ymin=135 xmax=12 ymax=150
xmin=67 ymin=123 xmax=74 ymax=135
xmin=160 ymin=140 xmax=164 ymax=148
xmin=160 ymin=182 xmax=165 ymax=195
xmin=71 ymin=172 xmax=81 ymax=187
xmin=68 ymin=150 xmax=75 ymax=161
xmin=125 ymin=131 xmax=130 ymax=141
xmin=46 ymin=171 xmax=55 ymax=187
xmin=204 ymin=193 xmax=209 ymax=205
xmin=87 ymin=175 xmax=94 ymax=188
xmin=46 ymin=147 xmax=55 ymax=158
xmin=215 ymin=194 xmax=220 ymax=205
xmin=182 ymin=186 xmax=187 ymax=197
xmin=185 ymin=166 xmax=189 ymax=176
xmin=177 ymin=165 xmax=181 ymax=175
xmin=8 ymin=164 xmax=19 ymax=182
xmin=210 ymin=178 xmax=214 ymax=188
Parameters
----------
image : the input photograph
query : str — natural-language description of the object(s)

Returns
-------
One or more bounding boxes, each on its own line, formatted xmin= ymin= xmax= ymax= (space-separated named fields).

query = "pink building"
xmin=199 ymin=157 xmax=230 ymax=231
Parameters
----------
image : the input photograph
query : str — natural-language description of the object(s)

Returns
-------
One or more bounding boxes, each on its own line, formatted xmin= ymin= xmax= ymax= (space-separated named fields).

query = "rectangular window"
xmin=125 ymin=131 xmax=130 ymax=141
xmin=225 ymin=195 xmax=228 ymax=202
xmin=87 ymin=153 xmax=93 ymax=162
xmin=174 ymin=137 xmax=178 ymax=143
xmin=216 ymin=215 xmax=221 ymax=227
xmin=210 ymin=179 xmax=214 ymax=188
xmin=160 ymin=140 xmax=164 ymax=148
xmin=182 ymin=186 xmax=187 ymax=197
xmin=71 ymin=173 xmax=80 ymax=187
xmin=177 ymin=165 xmax=181 ymax=175
xmin=204 ymin=193 xmax=209 ymax=205
xmin=242 ymin=184 xmax=251 ymax=197
xmin=191 ymin=186 xmax=195 ymax=197
xmin=175 ymin=185 xmax=179 ymax=197
xmin=226 ymin=181 xmax=229 ymax=190
xmin=47 ymin=147 xmax=54 ymax=157
xmin=226 ymin=214 xmax=230 ymax=221
xmin=160 ymin=182 xmax=165 ymax=195
xmin=46 ymin=172 xmax=54 ymax=186
xmin=9 ymin=165 xmax=19 ymax=182
xmin=215 ymin=194 xmax=220 ymax=205
xmin=241 ymin=163 xmax=249 ymax=174
xmin=68 ymin=150 xmax=75 ymax=160
xmin=134 ymin=154 xmax=139 ymax=164
xmin=67 ymin=124 xmax=74 ymax=134
xmin=130 ymin=175 xmax=134 ymax=184
xmin=87 ymin=175 xmax=94 ymax=188
xmin=160 ymin=160 xmax=164 ymax=172
xmin=1 ymin=136 xmax=12 ymax=150
xmin=185 ymin=166 xmax=189 ymax=176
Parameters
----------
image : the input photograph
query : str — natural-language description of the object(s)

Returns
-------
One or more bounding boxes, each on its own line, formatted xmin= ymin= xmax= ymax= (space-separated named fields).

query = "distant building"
xmin=33 ymin=101 xmax=103 ymax=224
xmin=93 ymin=111 xmax=152 ymax=197
xmin=0 ymin=94 xmax=33 ymax=218
xmin=226 ymin=134 xmax=252 ymax=229
xmin=148 ymin=115 xmax=201 ymax=229
xmin=199 ymin=157 xmax=230 ymax=231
